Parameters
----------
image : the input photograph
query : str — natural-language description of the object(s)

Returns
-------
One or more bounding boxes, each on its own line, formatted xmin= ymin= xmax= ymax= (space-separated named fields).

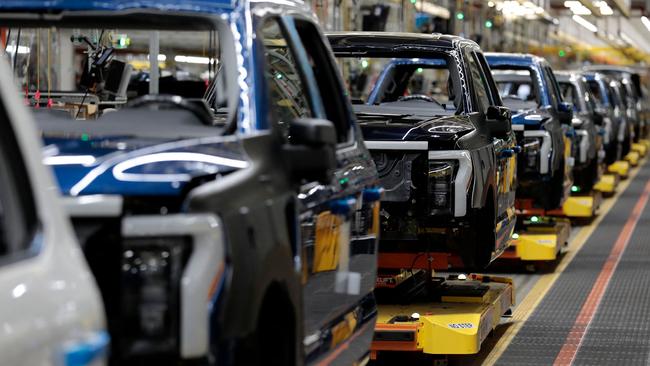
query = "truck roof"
xmin=484 ymin=52 xmax=548 ymax=67
xmin=327 ymin=32 xmax=479 ymax=52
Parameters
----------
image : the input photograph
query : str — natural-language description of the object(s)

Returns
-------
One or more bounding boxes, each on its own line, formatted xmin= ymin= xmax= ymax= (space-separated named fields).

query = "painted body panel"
xmin=1 ymin=2 xmax=378 ymax=365
xmin=486 ymin=52 xmax=572 ymax=209
xmin=555 ymin=72 xmax=600 ymax=167
xmin=0 ymin=58 xmax=106 ymax=365
xmin=329 ymin=33 xmax=517 ymax=267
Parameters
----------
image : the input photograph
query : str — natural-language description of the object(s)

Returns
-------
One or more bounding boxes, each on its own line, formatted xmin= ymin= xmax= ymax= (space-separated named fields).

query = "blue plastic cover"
xmin=63 ymin=331 xmax=110 ymax=366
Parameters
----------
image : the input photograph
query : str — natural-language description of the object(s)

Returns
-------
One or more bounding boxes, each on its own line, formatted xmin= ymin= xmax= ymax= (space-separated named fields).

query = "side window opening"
xmin=587 ymin=80 xmax=604 ymax=106
xmin=465 ymin=49 xmax=490 ymax=113
xmin=543 ymin=66 xmax=562 ymax=108
xmin=0 ymin=101 xmax=38 ymax=261
xmin=293 ymin=19 xmax=351 ymax=143
xmin=259 ymin=18 xmax=314 ymax=140
xmin=559 ymin=83 xmax=580 ymax=112
xmin=474 ymin=51 xmax=501 ymax=106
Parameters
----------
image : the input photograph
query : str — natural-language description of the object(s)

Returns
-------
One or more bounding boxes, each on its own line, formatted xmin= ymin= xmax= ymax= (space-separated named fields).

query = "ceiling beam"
xmin=577 ymin=0 xmax=602 ymax=16
xmin=609 ymin=0 xmax=632 ymax=17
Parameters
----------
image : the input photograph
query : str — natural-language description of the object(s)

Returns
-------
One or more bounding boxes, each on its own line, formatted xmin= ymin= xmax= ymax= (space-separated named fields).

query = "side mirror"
xmin=558 ymin=101 xmax=574 ymax=125
xmin=283 ymin=118 xmax=337 ymax=184
xmin=486 ymin=105 xmax=512 ymax=138
xmin=592 ymin=111 xmax=604 ymax=126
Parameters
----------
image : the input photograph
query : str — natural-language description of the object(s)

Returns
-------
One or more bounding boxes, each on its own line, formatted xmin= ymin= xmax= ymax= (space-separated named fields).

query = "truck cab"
xmin=584 ymin=66 xmax=647 ymax=141
xmin=555 ymin=71 xmax=603 ymax=192
xmin=0 ymin=1 xmax=380 ymax=365
xmin=329 ymin=32 xmax=517 ymax=269
xmin=486 ymin=53 xmax=574 ymax=210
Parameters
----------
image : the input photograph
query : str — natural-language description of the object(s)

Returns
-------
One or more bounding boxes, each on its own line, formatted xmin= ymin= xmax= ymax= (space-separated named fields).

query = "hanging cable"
xmin=47 ymin=28 xmax=52 ymax=108
xmin=35 ymin=29 xmax=41 ymax=107
xmin=12 ymin=27 xmax=20 ymax=74
xmin=4 ymin=29 xmax=10 ymax=52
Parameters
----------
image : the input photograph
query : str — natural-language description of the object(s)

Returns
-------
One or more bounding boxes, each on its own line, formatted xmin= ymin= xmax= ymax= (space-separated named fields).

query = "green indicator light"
xmin=512 ymin=233 xmax=520 ymax=239
xmin=485 ymin=20 xmax=493 ymax=28
xmin=361 ymin=59 xmax=369 ymax=69
xmin=276 ymin=73 xmax=283 ymax=80
xmin=81 ymin=133 xmax=89 ymax=141
xmin=530 ymin=216 xmax=539 ymax=223
xmin=339 ymin=177 xmax=349 ymax=185
xmin=559 ymin=49 xmax=567 ymax=57
xmin=416 ymin=67 xmax=423 ymax=73
xmin=571 ymin=185 xmax=580 ymax=193
xmin=456 ymin=12 xmax=465 ymax=20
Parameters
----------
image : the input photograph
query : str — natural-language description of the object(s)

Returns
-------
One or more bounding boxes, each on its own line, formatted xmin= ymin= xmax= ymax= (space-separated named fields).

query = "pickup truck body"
xmin=487 ymin=53 xmax=575 ymax=210
xmin=329 ymin=32 xmax=517 ymax=269
xmin=555 ymin=71 xmax=603 ymax=192
xmin=0 ymin=1 xmax=380 ymax=365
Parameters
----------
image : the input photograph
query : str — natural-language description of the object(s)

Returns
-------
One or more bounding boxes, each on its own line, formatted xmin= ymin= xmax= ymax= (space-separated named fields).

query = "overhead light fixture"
xmin=619 ymin=32 xmax=638 ymax=47
xmin=572 ymin=14 xmax=598 ymax=32
xmin=5 ymin=45 xmax=30 ymax=54
xmin=564 ymin=1 xmax=591 ymax=15
xmin=147 ymin=54 xmax=167 ymax=62
xmin=499 ymin=0 xmax=545 ymax=19
xmin=174 ymin=55 xmax=211 ymax=64
xmin=642 ymin=16 xmax=650 ymax=32
xmin=594 ymin=1 xmax=614 ymax=16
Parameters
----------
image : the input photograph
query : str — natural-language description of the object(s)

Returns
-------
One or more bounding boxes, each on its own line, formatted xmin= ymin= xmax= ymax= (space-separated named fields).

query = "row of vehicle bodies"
xmin=0 ymin=1 xmax=380 ymax=365
xmin=585 ymin=65 xmax=650 ymax=143
xmin=0 ymin=1 xmax=647 ymax=364
xmin=330 ymin=39 xmax=646 ymax=276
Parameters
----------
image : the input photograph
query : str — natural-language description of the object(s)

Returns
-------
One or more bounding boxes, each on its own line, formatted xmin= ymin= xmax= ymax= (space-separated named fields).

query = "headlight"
xmin=121 ymin=236 xmax=192 ymax=356
xmin=521 ymin=137 xmax=542 ymax=171
xmin=428 ymin=161 xmax=456 ymax=214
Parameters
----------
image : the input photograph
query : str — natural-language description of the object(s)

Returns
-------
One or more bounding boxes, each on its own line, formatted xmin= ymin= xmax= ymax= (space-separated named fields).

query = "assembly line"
xmin=0 ymin=1 xmax=650 ymax=365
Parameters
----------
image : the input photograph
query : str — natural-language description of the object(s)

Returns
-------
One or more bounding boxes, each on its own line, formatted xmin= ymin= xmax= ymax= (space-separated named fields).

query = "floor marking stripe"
xmin=553 ymin=178 xmax=650 ymax=366
xmin=482 ymin=164 xmax=644 ymax=366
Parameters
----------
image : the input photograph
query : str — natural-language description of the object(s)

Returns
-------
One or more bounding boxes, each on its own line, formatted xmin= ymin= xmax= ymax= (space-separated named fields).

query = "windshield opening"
xmin=1 ymin=15 xmax=234 ymax=134
xmin=335 ymin=54 xmax=463 ymax=116
xmin=559 ymin=82 xmax=581 ymax=112
xmin=587 ymin=80 xmax=607 ymax=108
xmin=492 ymin=69 xmax=539 ymax=112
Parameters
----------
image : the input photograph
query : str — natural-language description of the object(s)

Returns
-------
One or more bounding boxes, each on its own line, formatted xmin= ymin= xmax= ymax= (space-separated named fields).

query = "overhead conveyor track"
xmin=492 ymin=159 xmax=650 ymax=366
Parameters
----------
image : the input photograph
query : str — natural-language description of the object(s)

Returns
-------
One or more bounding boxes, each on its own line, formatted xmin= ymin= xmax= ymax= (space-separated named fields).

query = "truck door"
xmin=258 ymin=16 xmax=379 ymax=361
xmin=470 ymin=50 xmax=517 ymax=252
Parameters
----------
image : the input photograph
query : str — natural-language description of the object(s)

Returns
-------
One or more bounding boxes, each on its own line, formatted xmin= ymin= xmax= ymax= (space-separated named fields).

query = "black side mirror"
xmin=592 ymin=111 xmax=604 ymax=126
xmin=486 ymin=105 xmax=512 ymax=138
xmin=558 ymin=101 xmax=574 ymax=125
xmin=283 ymin=118 xmax=337 ymax=184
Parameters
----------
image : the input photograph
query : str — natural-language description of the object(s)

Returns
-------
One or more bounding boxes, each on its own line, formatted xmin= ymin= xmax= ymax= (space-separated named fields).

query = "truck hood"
xmin=42 ymin=134 xmax=247 ymax=197
xmin=358 ymin=114 xmax=475 ymax=148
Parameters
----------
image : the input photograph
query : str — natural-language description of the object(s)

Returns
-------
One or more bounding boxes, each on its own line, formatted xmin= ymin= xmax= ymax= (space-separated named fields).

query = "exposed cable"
xmin=12 ymin=27 xmax=20 ymax=74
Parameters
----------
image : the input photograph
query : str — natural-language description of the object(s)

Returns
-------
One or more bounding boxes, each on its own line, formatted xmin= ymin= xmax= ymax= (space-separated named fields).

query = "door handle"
xmin=363 ymin=187 xmax=383 ymax=202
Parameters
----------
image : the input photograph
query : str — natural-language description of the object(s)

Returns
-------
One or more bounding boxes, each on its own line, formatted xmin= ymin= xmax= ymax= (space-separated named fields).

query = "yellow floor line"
xmin=482 ymin=164 xmax=643 ymax=366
